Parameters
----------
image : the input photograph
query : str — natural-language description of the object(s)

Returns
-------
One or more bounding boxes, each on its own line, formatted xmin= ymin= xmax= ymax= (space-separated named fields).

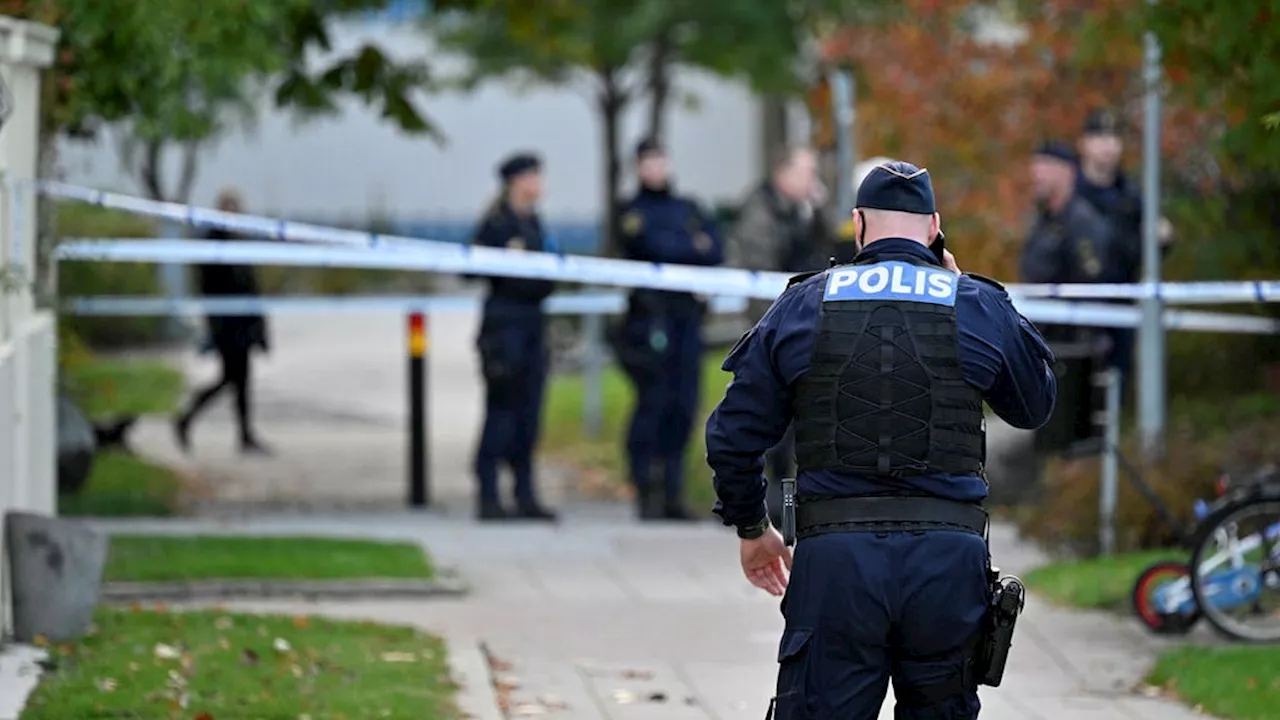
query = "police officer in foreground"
xmin=706 ymin=161 xmax=1058 ymax=718
xmin=614 ymin=137 xmax=724 ymax=521
xmin=471 ymin=152 xmax=558 ymax=523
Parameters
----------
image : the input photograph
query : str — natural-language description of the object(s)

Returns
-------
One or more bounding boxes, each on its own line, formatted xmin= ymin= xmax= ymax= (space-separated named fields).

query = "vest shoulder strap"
xmin=964 ymin=272 xmax=1005 ymax=291
xmin=787 ymin=270 xmax=822 ymax=288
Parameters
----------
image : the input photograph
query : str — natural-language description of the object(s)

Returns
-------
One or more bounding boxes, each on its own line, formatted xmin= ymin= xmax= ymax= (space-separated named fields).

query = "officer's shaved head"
xmin=855 ymin=208 xmax=936 ymax=243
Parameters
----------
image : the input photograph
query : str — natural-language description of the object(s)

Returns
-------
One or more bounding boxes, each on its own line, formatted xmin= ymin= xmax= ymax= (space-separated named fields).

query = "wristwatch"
xmin=737 ymin=516 xmax=770 ymax=540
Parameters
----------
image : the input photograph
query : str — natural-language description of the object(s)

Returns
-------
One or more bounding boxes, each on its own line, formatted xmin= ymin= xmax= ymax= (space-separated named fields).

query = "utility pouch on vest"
xmin=974 ymin=569 xmax=1026 ymax=687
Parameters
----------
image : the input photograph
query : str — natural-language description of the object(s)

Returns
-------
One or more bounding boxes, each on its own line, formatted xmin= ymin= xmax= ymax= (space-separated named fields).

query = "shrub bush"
xmin=1016 ymin=394 xmax=1280 ymax=555
xmin=54 ymin=202 xmax=164 ymax=349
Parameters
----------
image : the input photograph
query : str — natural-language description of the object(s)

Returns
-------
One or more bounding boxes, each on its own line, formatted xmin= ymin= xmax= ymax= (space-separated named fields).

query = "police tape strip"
xmin=40 ymin=180 xmax=1280 ymax=305
xmin=61 ymin=292 xmax=748 ymax=317
xmin=59 ymin=294 xmax=1280 ymax=335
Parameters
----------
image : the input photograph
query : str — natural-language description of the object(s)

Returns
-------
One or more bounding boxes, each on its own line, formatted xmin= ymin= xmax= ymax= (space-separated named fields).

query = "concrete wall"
xmin=0 ymin=16 xmax=59 ymax=637
xmin=54 ymin=20 xmax=766 ymax=230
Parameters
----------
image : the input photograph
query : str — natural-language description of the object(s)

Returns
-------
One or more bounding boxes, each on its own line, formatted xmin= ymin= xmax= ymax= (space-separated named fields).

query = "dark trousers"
xmin=183 ymin=345 xmax=254 ymax=443
xmin=474 ymin=316 xmax=548 ymax=507
xmin=773 ymin=531 xmax=988 ymax=719
xmin=625 ymin=311 xmax=703 ymax=506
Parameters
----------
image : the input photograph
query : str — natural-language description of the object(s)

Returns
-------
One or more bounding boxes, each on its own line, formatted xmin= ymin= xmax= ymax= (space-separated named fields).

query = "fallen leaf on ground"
xmin=380 ymin=652 xmax=416 ymax=663
xmin=621 ymin=669 xmax=654 ymax=680
xmin=537 ymin=694 xmax=568 ymax=710
xmin=32 ymin=635 xmax=48 ymax=648
xmin=240 ymin=649 xmax=260 ymax=666
xmin=273 ymin=638 xmax=292 ymax=653
xmin=292 ymin=616 xmax=310 ymax=629
xmin=94 ymin=678 xmax=116 ymax=692
xmin=214 ymin=617 xmax=233 ymax=631
xmin=153 ymin=644 xmax=180 ymax=660
xmin=647 ymin=692 xmax=667 ymax=703
xmin=612 ymin=690 xmax=636 ymax=704
xmin=511 ymin=705 xmax=546 ymax=716
xmin=194 ymin=713 xmax=214 ymax=720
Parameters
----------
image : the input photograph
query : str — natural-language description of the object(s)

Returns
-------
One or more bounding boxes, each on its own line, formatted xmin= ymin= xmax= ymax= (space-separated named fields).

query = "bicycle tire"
xmin=1131 ymin=561 xmax=1199 ymax=634
xmin=1189 ymin=490 xmax=1280 ymax=643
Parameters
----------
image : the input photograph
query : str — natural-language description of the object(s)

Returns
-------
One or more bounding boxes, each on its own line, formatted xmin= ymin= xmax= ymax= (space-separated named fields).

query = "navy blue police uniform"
xmin=706 ymin=162 xmax=1058 ymax=718
xmin=471 ymin=153 xmax=558 ymax=522
xmin=1073 ymin=110 xmax=1170 ymax=392
xmin=616 ymin=138 xmax=724 ymax=520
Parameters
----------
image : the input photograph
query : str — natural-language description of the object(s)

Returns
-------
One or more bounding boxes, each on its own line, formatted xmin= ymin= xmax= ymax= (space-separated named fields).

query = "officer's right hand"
xmin=943 ymin=249 xmax=960 ymax=274
xmin=740 ymin=526 xmax=792 ymax=597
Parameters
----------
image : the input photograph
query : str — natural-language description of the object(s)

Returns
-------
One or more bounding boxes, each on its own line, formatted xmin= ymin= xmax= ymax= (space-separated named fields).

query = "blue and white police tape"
xmin=61 ymin=292 xmax=748 ymax=317
xmin=50 ymin=238 xmax=1280 ymax=334
xmin=59 ymin=293 xmax=1280 ymax=335
xmin=42 ymin=179 xmax=1280 ymax=304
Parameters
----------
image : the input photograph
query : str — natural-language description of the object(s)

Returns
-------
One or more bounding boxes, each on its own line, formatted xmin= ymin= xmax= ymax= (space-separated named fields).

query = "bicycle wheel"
xmin=1189 ymin=495 xmax=1280 ymax=642
xmin=1132 ymin=561 xmax=1200 ymax=634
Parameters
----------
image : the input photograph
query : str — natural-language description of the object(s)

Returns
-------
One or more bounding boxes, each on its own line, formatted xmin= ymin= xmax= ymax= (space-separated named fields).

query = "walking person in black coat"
xmin=174 ymin=188 xmax=270 ymax=454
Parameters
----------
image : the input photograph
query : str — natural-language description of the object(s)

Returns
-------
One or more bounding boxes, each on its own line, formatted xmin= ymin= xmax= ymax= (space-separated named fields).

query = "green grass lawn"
xmin=1149 ymin=645 xmax=1280 ymax=720
xmin=541 ymin=353 xmax=730 ymax=510
xmin=62 ymin=357 xmax=185 ymax=419
xmin=21 ymin=607 xmax=460 ymax=720
xmin=60 ymin=450 xmax=184 ymax=518
xmin=104 ymin=535 xmax=435 ymax=583
xmin=1022 ymin=549 xmax=1186 ymax=610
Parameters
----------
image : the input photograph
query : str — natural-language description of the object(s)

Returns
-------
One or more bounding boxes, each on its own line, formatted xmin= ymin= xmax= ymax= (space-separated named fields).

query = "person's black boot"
xmin=638 ymin=488 xmax=665 ymax=521
xmin=240 ymin=437 xmax=272 ymax=456
xmin=172 ymin=414 xmax=191 ymax=454
xmin=515 ymin=503 xmax=559 ymax=522
xmin=663 ymin=503 xmax=701 ymax=522
xmin=477 ymin=502 xmax=511 ymax=521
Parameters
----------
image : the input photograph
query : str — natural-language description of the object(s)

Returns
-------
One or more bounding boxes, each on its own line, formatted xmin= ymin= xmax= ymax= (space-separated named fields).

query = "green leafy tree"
xmin=431 ymin=0 xmax=889 ymax=256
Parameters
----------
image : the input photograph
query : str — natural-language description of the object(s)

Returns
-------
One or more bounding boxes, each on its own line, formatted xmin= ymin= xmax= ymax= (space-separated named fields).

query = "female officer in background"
xmin=471 ymin=153 xmax=558 ymax=523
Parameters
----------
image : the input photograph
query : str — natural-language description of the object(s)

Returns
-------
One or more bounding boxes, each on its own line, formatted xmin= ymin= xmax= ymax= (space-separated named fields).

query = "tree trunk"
xmin=598 ymin=70 xmax=628 ymax=258
xmin=645 ymin=29 xmax=674 ymax=143
xmin=140 ymin=137 xmax=167 ymax=201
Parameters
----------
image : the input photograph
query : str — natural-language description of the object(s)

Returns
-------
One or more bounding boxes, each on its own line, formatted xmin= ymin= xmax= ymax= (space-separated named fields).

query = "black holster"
xmin=973 ymin=569 xmax=1025 ymax=687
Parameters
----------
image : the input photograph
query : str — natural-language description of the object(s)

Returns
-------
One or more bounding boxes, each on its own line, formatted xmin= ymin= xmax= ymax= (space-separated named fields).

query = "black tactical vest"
xmin=793 ymin=253 xmax=986 ymax=478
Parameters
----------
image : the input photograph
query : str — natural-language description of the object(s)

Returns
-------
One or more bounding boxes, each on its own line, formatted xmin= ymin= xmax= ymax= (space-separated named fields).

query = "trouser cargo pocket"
xmin=771 ymin=627 xmax=812 ymax=720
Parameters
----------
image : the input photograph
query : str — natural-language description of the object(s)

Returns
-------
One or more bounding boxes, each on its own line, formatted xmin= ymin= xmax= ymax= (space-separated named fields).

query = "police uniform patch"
xmin=1077 ymin=238 xmax=1102 ymax=277
xmin=823 ymin=260 xmax=958 ymax=307
xmin=621 ymin=211 xmax=643 ymax=236
xmin=506 ymin=237 xmax=525 ymax=250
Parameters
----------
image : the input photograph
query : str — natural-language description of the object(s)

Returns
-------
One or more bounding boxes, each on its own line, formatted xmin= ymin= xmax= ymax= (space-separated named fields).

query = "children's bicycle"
xmin=1131 ymin=467 xmax=1280 ymax=642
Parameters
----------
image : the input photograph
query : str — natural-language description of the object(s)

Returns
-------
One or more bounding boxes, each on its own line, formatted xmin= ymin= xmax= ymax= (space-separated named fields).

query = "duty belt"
xmin=796 ymin=496 xmax=988 ymax=539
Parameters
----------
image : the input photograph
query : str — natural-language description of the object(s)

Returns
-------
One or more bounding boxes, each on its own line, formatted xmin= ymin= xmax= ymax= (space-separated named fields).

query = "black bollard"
xmin=408 ymin=311 xmax=430 ymax=507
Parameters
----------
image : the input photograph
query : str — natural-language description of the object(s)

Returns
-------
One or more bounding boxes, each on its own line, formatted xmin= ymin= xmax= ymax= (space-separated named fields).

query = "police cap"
xmin=635 ymin=136 xmax=664 ymax=159
xmin=1082 ymin=108 xmax=1122 ymax=136
xmin=854 ymin=160 xmax=936 ymax=215
xmin=498 ymin=152 xmax=541 ymax=182
xmin=1033 ymin=140 xmax=1078 ymax=165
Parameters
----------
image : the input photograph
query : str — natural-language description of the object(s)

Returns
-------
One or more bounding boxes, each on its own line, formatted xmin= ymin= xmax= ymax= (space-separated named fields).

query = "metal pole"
xmin=1137 ymin=2 xmax=1166 ymax=459
xmin=582 ymin=312 xmax=605 ymax=439
xmin=1099 ymin=367 xmax=1121 ymax=555
xmin=408 ymin=311 xmax=429 ymax=507
xmin=830 ymin=69 xmax=856 ymax=218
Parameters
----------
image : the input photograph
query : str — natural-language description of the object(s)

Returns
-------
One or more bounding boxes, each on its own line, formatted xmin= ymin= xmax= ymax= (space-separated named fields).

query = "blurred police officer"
xmin=471 ymin=153 xmax=558 ymax=523
xmin=706 ymin=161 xmax=1057 ymax=718
xmin=1021 ymin=141 xmax=1116 ymax=342
xmin=1075 ymin=108 xmax=1174 ymax=389
xmin=615 ymin=137 xmax=724 ymax=521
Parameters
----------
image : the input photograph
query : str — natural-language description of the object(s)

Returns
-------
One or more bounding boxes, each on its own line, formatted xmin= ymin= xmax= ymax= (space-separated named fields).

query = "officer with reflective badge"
xmin=613 ymin=137 xmax=724 ymax=521
xmin=471 ymin=152 xmax=558 ymax=523
xmin=706 ymin=161 xmax=1058 ymax=718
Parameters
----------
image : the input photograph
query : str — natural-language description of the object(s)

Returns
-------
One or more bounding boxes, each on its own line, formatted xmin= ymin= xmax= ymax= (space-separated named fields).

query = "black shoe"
xmin=663 ymin=504 xmax=701 ymax=522
xmin=173 ymin=415 xmax=191 ymax=454
xmin=240 ymin=438 xmax=271 ymax=456
xmin=477 ymin=503 xmax=511 ymax=521
xmin=514 ymin=503 xmax=559 ymax=522
xmin=637 ymin=489 xmax=665 ymax=521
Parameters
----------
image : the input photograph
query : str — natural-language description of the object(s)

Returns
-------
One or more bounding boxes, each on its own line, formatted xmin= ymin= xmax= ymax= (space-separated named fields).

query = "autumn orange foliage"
xmin=823 ymin=0 xmax=1222 ymax=281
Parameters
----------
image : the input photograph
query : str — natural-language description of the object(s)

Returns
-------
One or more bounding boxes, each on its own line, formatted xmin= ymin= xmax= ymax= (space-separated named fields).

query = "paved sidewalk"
xmin=89 ymin=510 xmax=1207 ymax=720
xmin=111 ymin=312 xmax=1210 ymax=719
